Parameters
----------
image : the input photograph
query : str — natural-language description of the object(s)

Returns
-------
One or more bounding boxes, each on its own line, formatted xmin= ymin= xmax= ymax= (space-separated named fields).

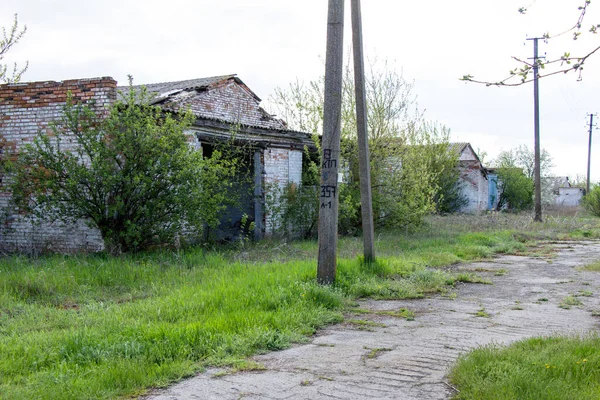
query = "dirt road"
xmin=146 ymin=241 xmax=600 ymax=400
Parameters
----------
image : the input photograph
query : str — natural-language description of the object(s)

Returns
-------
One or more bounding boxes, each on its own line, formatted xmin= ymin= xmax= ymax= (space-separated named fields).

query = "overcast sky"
xmin=3 ymin=0 xmax=599 ymax=181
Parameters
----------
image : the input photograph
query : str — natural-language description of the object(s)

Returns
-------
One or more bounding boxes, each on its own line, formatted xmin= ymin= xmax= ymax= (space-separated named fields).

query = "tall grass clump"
xmin=0 ymin=252 xmax=346 ymax=399
xmin=449 ymin=335 xmax=600 ymax=400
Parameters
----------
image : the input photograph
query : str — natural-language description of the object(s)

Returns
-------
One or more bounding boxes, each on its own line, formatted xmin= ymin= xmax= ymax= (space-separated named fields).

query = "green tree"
xmin=495 ymin=168 xmax=534 ymax=211
xmin=495 ymin=145 xmax=553 ymax=181
xmin=425 ymin=125 xmax=467 ymax=214
xmin=495 ymin=145 xmax=555 ymax=205
xmin=270 ymin=58 xmax=455 ymax=232
xmin=0 ymin=14 xmax=28 ymax=83
xmin=11 ymin=84 xmax=236 ymax=254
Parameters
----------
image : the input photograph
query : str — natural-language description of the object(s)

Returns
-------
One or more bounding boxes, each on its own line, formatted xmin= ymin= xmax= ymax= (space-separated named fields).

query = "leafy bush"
xmin=11 ymin=83 xmax=237 ymax=253
xmin=583 ymin=185 xmax=600 ymax=217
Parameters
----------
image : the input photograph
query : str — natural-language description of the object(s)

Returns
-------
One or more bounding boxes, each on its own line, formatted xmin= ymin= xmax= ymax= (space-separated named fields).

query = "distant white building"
xmin=553 ymin=177 xmax=584 ymax=207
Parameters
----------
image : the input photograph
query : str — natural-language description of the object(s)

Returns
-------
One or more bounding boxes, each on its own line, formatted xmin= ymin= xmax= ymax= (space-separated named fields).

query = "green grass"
xmin=581 ymin=260 xmax=600 ymax=272
xmin=558 ymin=295 xmax=584 ymax=309
xmin=348 ymin=307 xmax=415 ymax=320
xmin=0 ymin=253 xmax=347 ymax=399
xmin=1 ymin=213 xmax=598 ymax=399
xmin=474 ymin=307 xmax=490 ymax=318
xmin=363 ymin=347 xmax=392 ymax=359
xmin=449 ymin=335 xmax=600 ymax=400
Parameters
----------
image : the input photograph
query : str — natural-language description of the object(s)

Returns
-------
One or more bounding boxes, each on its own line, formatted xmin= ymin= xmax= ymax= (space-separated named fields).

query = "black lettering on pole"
xmin=323 ymin=149 xmax=337 ymax=169
xmin=321 ymin=201 xmax=332 ymax=209
xmin=320 ymin=185 xmax=337 ymax=198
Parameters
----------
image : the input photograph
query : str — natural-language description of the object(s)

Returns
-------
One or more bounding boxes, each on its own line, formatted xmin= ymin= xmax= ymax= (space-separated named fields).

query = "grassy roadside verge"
xmin=449 ymin=242 xmax=600 ymax=400
xmin=1 ymin=213 xmax=599 ymax=399
xmin=449 ymin=335 xmax=600 ymax=400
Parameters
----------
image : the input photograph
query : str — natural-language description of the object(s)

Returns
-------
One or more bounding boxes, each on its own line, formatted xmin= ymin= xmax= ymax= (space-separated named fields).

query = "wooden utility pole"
xmin=317 ymin=0 xmax=345 ymax=285
xmin=586 ymin=113 xmax=596 ymax=195
xmin=528 ymin=37 xmax=543 ymax=222
xmin=351 ymin=0 xmax=375 ymax=263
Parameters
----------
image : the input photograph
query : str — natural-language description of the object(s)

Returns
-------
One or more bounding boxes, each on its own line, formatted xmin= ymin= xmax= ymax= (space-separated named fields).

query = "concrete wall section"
xmin=556 ymin=187 xmax=584 ymax=207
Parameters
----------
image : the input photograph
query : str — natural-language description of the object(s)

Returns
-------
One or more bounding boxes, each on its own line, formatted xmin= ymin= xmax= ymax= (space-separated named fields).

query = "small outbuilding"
xmin=553 ymin=177 xmax=584 ymax=207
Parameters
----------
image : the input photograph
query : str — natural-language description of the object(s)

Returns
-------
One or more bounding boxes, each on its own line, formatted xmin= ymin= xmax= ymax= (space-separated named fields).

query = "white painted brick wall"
xmin=263 ymin=148 xmax=303 ymax=234
xmin=459 ymin=162 xmax=489 ymax=213
xmin=288 ymin=150 xmax=302 ymax=185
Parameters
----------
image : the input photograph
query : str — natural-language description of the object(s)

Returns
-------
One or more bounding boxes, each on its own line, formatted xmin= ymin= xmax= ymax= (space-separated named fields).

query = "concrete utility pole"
xmin=587 ymin=113 xmax=597 ymax=195
xmin=317 ymin=0 xmax=345 ymax=285
xmin=351 ymin=0 xmax=376 ymax=263
xmin=528 ymin=37 xmax=543 ymax=222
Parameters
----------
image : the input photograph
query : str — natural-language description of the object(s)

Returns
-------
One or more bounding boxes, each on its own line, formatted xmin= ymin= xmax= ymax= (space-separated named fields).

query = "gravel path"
xmin=145 ymin=241 xmax=600 ymax=400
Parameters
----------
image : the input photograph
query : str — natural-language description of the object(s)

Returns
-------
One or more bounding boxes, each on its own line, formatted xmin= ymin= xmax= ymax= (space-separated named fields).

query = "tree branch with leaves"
xmin=1 ymin=14 xmax=28 ymax=83
xmin=461 ymin=0 xmax=599 ymax=86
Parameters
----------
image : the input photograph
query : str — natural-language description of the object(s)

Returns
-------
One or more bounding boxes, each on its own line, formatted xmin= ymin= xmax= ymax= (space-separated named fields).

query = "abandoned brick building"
xmin=0 ymin=75 xmax=313 ymax=252
xmin=450 ymin=142 xmax=490 ymax=213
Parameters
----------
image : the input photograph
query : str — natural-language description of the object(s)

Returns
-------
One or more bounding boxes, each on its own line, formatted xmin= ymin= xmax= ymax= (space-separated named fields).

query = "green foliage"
xmin=423 ymin=126 xmax=467 ymax=214
xmin=265 ymin=182 xmax=320 ymax=239
xmin=0 ymin=252 xmax=345 ymax=399
xmin=449 ymin=335 xmax=600 ymax=400
xmin=0 ymin=134 xmax=11 ymax=180
xmin=581 ymin=259 xmax=600 ymax=271
xmin=435 ymin=168 xmax=468 ymax=214
xmin=370 ymin=125 xmax=438 ymax=229
xmin=494 ymin=145 xmax=555 ymax=206
xmin=2 ymin=213 xmax=596 ymax=398
xmin=0 ymin=14 xmax=28 ymax=83
xmin=0 ymin=14 xmax=26 ymax=193
xmin=0 ymin=223 xmax=527 ymax=399
xmin=11 ymin=83 xmax=237 ymax=253
xmin=583 ymin=184 xmax=600 ymax=217
xmin=495 ymin=168 xmax=534 ymax=211
xmin=262 ymin=144 xmax=320 ymax=239
xmin=270 ymin=58 xmax=455 ymax=232
xmin=494 ymin=145 xmax=553 ymax=181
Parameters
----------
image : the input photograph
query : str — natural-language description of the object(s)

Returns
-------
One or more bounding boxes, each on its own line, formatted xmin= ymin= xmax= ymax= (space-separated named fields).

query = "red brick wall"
xmin=0 ymin=77 xmax=116 ymax=253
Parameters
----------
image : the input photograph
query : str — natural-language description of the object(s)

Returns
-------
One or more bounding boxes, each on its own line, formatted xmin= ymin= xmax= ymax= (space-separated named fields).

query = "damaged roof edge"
xmin=115 ymin=74 xmax=307 ymax=136
xmin=116 ymin=74 xmax=238 ymax=102
xmin=193 ymin=117 xmax=314 ymax=143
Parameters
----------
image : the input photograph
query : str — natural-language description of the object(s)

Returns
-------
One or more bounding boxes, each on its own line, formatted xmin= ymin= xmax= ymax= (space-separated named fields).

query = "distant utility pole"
xmin=351 ymin=0 xmax=376 ymax=263
xmin=317 ymin=0 xmax=345 ymax=285
xmin=528 ymin=37 xmax=544 ymax=222
xmin=587 ymin=113 xmax=597 ymax=194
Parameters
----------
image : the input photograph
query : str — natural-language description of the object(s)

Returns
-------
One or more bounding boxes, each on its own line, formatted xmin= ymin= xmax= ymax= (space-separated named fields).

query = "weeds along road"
xmin=145 ymin=241 xmax=600 ymax=400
